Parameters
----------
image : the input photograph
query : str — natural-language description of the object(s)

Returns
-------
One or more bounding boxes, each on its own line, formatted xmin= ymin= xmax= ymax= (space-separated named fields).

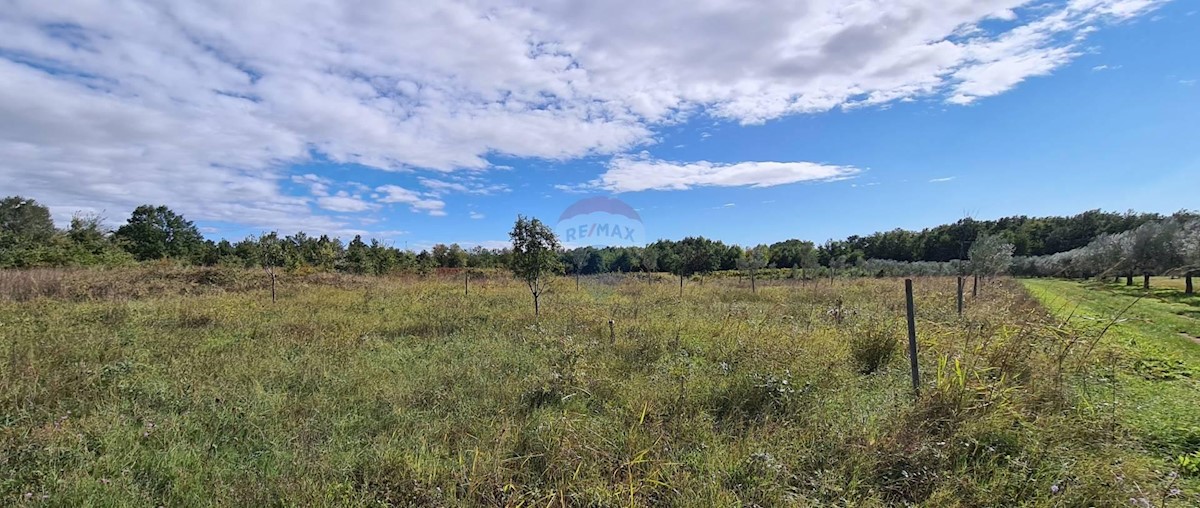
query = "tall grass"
xmin=0 ymin=269 xmax=1176 ymax=505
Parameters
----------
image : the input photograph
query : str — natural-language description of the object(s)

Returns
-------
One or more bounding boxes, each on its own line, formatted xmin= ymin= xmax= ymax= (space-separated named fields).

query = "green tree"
xmin=670 ymin=236 xmax=720 ymax=296
xmin=0 ymin=196 xmax=55 ymax=244
xmin=737 ymin=244 xmax=770 ymax=293
xmin=509 ymin=216 xmax=562 ymax=319
xmin=344 ymin=235 xmax=371 ymax=274
xmin=969 ymin=233 xmax=1015 ymax=280
xmin=114 ymin=205 xmax=204 ymax=261
xmin=257 ymin=232 xmax=286 ymax=303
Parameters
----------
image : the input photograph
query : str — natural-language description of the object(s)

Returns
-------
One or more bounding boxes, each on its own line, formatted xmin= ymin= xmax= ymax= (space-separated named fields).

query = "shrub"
xmin=849 ymin=318 xmax=899 ymax=374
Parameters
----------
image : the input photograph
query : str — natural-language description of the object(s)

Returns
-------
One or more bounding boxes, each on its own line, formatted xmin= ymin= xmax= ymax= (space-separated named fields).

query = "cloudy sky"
xmin=2 ymin=0 xmax=1196 ymax=248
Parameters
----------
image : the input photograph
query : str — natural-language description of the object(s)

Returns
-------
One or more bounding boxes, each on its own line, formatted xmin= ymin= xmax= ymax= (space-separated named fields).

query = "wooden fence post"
xmin=609 ymin=319 xmax=615 ymax=344
xmin=464 ymin=271 xmax=469 ymax=296
xmin=956 ymin=276 xmax=964 ymax=318
xmin=905 ymin=279 xmax=920 ymax=394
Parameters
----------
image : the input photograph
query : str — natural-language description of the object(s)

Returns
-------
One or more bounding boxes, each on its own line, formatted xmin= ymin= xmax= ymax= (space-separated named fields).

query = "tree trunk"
xmin=1126 ymin=275 xmax=1133 ymax=286
xmin=464 ymin=271 xmax=469 ymax=296
xmin=270 ymin=272 xmax=277 ymax=303
xmin=575 ymin=273 xmax=580 ymax=290
xmin=750 ymin=273 xmax=756 ymax=294
xmin=679 ymin=274 xmax=684 ymax=297
xmin=533 ymin=293 xmax=540 ymax=319
xmin=1186 ymin=274 xmax=1194 ymax=295
xmin=972 ymin=274 xmax=978 ymax=298
xmin=1143 ymin=273 xmax=1151 ymax=290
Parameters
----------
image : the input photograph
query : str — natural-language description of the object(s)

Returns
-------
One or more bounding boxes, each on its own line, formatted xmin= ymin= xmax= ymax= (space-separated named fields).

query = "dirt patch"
xmin=1179 ymin=331 xmax=1200 ymax=345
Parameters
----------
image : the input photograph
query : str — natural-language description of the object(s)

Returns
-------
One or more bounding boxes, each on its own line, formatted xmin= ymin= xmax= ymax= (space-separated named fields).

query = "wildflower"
xmin=1050 ymin=484 xmax=1060 ymax=494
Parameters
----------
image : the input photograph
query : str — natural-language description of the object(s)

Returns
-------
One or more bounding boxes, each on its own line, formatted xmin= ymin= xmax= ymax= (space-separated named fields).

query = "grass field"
xmin=1023 ymin=278 xmax=1200 ymax=493
xmin=1 ymin=267 xmax=1196 ymax=506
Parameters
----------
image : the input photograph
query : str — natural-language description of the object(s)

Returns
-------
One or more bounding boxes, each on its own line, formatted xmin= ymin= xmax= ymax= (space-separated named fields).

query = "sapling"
xmin=508 ymin=215 xmax=562 ymax=319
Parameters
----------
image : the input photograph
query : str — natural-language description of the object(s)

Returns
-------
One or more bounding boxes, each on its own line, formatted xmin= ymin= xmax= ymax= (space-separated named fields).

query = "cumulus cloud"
xmin=316 ymin=194 xmax=375 ymax=213
xmin=0 ymin=0 xmax=1165 ymax=232
xmin=586 ymin=156 xmax=859 ymax=192
xmin=376 ymin=185 xmax=447 ymax=216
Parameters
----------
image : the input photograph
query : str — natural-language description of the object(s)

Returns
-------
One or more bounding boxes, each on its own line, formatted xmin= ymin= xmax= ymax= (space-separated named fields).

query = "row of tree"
xmin=0 ymin=196 xmax=1191 ymax=292
xmin=1013 ymin=215 xmax=1199 ymax=293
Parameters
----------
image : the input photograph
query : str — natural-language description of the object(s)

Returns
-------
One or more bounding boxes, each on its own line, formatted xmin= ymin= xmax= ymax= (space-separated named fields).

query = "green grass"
xmin=0 ymin=269 xmax=1189 ymax=506
xmin=1023 ymin=278 xmax=1200 ymax=500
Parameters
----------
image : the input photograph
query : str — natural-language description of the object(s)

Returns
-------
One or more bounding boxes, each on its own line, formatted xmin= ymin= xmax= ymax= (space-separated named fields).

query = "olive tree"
xmin=1171 ymin=218 xmax=1199 ymax=295
xmin=1125 ymin=221 xmax=1179 ymax=289
xmin=509 ymin=216 xmax=562 ymax=319
xmin=968 ymin=233 xmax=1015 ymax=278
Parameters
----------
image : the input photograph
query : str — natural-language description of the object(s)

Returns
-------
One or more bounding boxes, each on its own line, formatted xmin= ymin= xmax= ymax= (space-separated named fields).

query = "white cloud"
xmin=585 ymin=155 xmax=859 ymax=192
xmin=375 ymin=185 xmax=446 ymax=216
xmin=929 ymin=176 xmax=957 ymax=182
xmin=316 ymin=194 xmax=375 ymax=213
xmin=0 ymin=0 xmax=1165 ymax=232
xmin=469 ymin=211 xmax=486 ymax=220
xmin=418 ymin=177 xmax=509 ymax=197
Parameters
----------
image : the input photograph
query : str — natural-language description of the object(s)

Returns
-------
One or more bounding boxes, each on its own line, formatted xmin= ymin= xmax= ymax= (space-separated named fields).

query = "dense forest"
xmin=1 ymin=196 xmax=1195 ymax=288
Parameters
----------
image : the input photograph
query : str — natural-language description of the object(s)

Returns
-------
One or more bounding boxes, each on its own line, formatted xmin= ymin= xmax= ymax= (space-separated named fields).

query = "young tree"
xmin=570 ymin=247 xmax=589 ymax=289
xmin=968 ymin=233 xmax=1015 ymax=279
xmin=256 ymin=232 xmax=286 ymax=303
xmin=640 ymin=246 xmax=659 ymax=284
xmin=114 ymin=205 xmax=204 ymax=261
xmin=671 ymin=237 xmax=720 ymax=296
xmin=509 ymin=216 xmax=562 ymax=319
xmin=737 ymin=244 xmax=770 ymax=293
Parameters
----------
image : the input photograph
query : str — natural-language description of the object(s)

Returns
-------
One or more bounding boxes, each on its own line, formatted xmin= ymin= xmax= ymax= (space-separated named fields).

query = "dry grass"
xmin=0 ymin=269 xmax=1184 ymax=506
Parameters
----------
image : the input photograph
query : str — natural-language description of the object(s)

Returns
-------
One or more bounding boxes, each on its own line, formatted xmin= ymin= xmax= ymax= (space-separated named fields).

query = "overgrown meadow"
xmin=0 ymin=267 xmax=1186 ymax=506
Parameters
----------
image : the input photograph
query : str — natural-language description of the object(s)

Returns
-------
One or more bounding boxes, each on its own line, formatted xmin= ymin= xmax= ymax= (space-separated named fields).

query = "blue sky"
xmin=2 ymin=0 xmax=1196 ymax=250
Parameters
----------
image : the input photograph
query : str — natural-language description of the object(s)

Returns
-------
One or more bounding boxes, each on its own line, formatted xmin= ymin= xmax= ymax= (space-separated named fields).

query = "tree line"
xmin=1 ymin=196 xmax=1193 ymax=292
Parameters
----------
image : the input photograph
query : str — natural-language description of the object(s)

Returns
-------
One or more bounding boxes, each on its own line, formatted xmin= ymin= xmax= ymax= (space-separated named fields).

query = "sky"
xmin=1 ymin=0 xmax=1197 ymax=251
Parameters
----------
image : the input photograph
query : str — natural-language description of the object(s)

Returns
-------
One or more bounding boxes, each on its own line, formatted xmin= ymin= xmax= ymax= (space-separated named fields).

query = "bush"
xmin=849 ymin=318 xmax=899 ymax=374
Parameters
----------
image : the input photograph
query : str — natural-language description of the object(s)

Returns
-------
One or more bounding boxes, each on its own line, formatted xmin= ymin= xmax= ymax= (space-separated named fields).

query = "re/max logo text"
xmin=564 ymin=223 xmax=637 ymax=241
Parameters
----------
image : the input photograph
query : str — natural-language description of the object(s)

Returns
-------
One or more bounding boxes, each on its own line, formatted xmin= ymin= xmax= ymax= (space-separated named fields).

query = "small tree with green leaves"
xmin=969 ymin=233 xmax=1015 ymax=294
xmin=640 ymin=246 xmax=658 ymax=284
xmin=509 ymin=216 xmax=562 ymax=319
xmin=257 ymin=232 xmax=286 ymax=303
xmin=670 ymin=237 xmax=720 ymax=297
xmin=737 ymin=244 xmax=770 ymax=293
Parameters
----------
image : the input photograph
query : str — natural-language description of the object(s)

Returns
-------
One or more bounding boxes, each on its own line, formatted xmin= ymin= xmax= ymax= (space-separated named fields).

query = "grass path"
xmin=1022 ymin=278 xmax=1200 ymax=487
